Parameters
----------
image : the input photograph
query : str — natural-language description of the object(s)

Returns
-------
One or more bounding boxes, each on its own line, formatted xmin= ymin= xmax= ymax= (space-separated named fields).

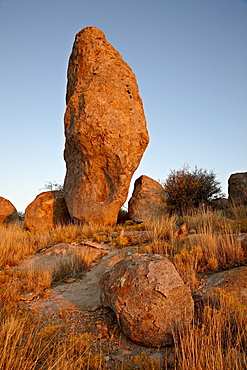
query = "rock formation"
xmin=63 ymin=26 xmax=149 ymax=226
xmin=24 ymin=191 xmax=70 ymax=232
xmin=128 ymin=175 xmax=167 ymax=222
xmin=100 ymin=253 xmax=194 ymax=347
xmin=0 ymin=196 xmax=18 ymax=224
xmin=228 ymin=172 xmax=247 ymax=206
xmin=195 ymin=266 xmax=247 ymax=308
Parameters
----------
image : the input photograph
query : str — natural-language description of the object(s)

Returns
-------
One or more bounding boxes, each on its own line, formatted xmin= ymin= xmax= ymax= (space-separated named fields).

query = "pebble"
xmin=63 ymin=277 xmax=76 ymax=284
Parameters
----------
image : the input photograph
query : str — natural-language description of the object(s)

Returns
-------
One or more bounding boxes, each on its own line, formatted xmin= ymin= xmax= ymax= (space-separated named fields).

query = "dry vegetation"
xmin=0 ymin=206 xmax=246 ymax=369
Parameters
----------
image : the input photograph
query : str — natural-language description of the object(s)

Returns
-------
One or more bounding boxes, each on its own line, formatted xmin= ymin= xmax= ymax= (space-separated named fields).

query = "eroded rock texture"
xmin=228 ymin=172 xmax=247 ymax=206
xmin=100 ymin=253 xmax=194 ymax=347
xmin=24 ymin=191 xmax=70 ymax=232
xmin=128 ymin=175 xmax=167 ymax=222
xmin=0 ymin=196 xmax=18 ymax=224
xmin=64 ymin=26 xmax=149 ymax=226
xmin=195 ymin=266 xmax=247 ymax=308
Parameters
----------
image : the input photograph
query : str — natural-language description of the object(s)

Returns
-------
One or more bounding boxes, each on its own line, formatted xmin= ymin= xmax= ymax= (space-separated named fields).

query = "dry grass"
xmin=0 ymin=207 xmax=246 ymax=369
xmin=181 ymin=206 xmax=224 ymax=233
xmin=0 ymin=308 xmax=102 ymax=370
xmin=174 ymin=289 xmax=247 ymax=370
xmin=0 ymin=223 xmax=98 ymax=269
xmin=143 ymin=207 xmax=245 ymax=289
xmin=51 ymin=254 xmax=89 ymax=284
xmin=229 ymin=199 xmax=247 ymax=220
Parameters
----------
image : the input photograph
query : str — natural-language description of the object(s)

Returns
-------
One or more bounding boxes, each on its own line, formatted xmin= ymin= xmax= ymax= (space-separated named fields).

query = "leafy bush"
xmin=163 ymin=165 xmax=224 ymax=214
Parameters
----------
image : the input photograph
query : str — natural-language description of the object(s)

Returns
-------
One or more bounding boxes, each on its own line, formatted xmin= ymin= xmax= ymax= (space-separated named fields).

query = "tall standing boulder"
xmin=228 ymin=172 xmax=247 ymax=206
xmin=0 ymin=196 xmax=18 ymax=224
xmin=63 ymin=26 xmax=149 ymax=226
xmin=128 ymin=175 xmax=167 ymax=222
xmin=24 ymin=191 xmax=71 ymax=232
xmin=100 ymin=253 xmax=194 ymax=347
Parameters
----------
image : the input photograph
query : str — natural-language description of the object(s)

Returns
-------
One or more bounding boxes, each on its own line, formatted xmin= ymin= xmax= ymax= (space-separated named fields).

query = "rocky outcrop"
xmin=22 ymin=246 xmax=139 ymax=314
xmin=195 ymin=266 xmax=247 ymax=308
xmin=228 ymin=172 xmax=247 ymax=206
xmin=63 ymin=26 xmax=149 ymax=226
xmin=128 ymin=175 xmax=167 ymax=222
xmin=0 ymin=196 xmax=18 ymax=224
xmin=100 ymin=253 xmax=194 ymax=347
xmin=24 ymin=191 xmax=71 ymax=232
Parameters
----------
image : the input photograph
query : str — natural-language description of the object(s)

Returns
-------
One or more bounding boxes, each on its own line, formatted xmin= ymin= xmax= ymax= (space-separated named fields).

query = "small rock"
xmin=189 ymin=229 xmax=196 ymax=234
xmin=64 ymin=277 xmax=76 ymax=284
xmin=21 ymin=292 xmax=38 ymax=301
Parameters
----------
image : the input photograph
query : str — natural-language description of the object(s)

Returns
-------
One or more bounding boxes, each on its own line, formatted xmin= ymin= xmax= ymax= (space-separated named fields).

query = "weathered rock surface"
xmin=23 ymin=246 xmax=138 ymax=313
xmin=17 ymin=241 xmax=110 ymax=274
xmin=228 ymin=172 xmax=247 ymax=206
xmin=63 ymin=26 xmax=149 ymax=226
xmin=24 ymin=191 xmax=71 ymax=232
xmin=100 ymin=253 xmax=194 ymax=347
xmin=195 ymin=266 xmax=247 ymax=308
xmin=0 ymin=196 xmax=18 ymax=224
xmin=128 ymin=175 xmax=167 ymax=222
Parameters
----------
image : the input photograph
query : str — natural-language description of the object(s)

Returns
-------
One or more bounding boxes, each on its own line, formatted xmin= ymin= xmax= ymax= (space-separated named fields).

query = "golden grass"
xmin=174 ymin=289 xmax=247 ymax=370
xmin=0 ymin=208 xmax=246 ymax=369
xmin=181 ymin=206 xmax=225 ymax=233
xmin=51 ymin=254 xmax=89 ymax=284
xmin=0 ymin=223 xmax=98 ymax=269
xmin=143 ymin=207 xmax=245 ymax=289
xmin=0 ymin=308 xmax=102 ymax=370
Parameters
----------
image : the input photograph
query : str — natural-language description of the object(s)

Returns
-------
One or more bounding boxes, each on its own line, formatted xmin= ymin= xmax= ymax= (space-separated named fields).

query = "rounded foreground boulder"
xmin=100 ymin=253 xmax=194 ymax=347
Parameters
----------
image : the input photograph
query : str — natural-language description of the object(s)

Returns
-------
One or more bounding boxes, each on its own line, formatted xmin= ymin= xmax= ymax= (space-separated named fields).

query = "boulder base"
xmin=100 ymin=253 xmax=194 ymax=347
xmin=63 ymin=26 xmax=149 ymax=226
xmin=24 ymin=191 xmax=70 ymax=232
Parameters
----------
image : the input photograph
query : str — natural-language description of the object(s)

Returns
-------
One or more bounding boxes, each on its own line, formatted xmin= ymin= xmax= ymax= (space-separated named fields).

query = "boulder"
xmin=228 ymin=172 xmax=247 ymax=206
xmin=100 ymin=253 xmax=194 ymax=347
xmin=128 ymin=175 xmax=167 ymax=222
xmin=195 ymin=266 xmax=247 ymax=308
xmin=24 ymin=191 xmax=71 ymax=232
xmin=63 ymin=26 xmax=149 ymax=226
xmin=0 ymin=196 xmax=18 ymax=224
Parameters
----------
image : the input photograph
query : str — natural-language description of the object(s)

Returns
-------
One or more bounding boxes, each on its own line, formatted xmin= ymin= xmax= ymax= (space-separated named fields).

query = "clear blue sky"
xmin=0 ymin=0 xmax=246 ymax=212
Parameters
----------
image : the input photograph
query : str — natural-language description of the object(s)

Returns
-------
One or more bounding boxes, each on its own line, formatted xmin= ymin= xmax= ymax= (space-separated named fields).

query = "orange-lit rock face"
xmin=100 ymin=254 xmax=194 ymax=347
xmin=24 ymin=191 xmax=70 ymax=232
xmin=0 ymin=196 xmax=17 ymax=224
xmin=128 ymin=175 xmax=167 ymax=222
xmin=63 ymin=26 xmax=149 ymax=226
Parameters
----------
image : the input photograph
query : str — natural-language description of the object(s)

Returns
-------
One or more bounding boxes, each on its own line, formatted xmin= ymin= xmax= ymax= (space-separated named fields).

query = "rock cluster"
xmin=0 ymin=196 xmax=18 ymax=224
xmin=63 ymin=26 xmax=149 ymax=226
xmin=24 ymin=191 xmax=70 ymax=232
xmin=128 ymin=175 xmax=167 ymax=222
xmin=100 ymin=253 xmax=194 ymax=347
